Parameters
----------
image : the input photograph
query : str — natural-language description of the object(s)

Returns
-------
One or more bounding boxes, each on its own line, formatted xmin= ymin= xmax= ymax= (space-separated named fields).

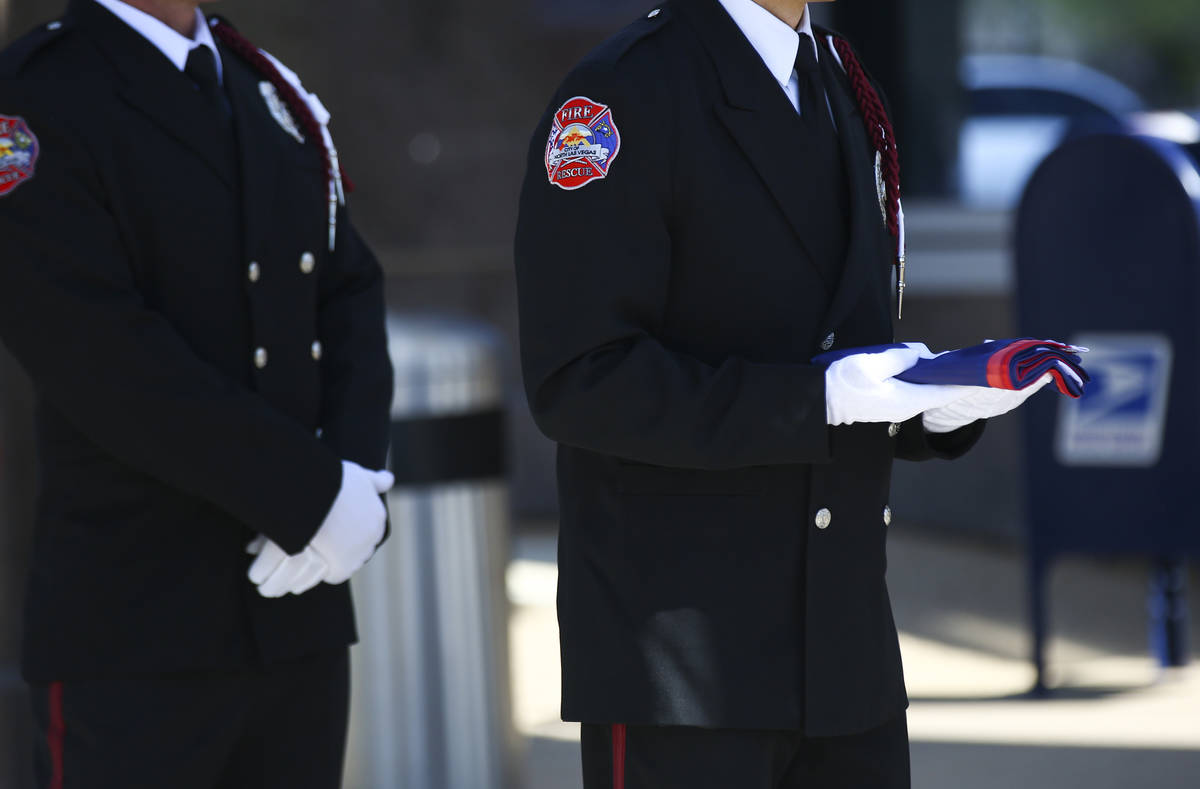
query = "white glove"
xmin=247 ymin=538 xmax=329 ymax=598
xmin=922 ymin=372 xmax=1056 ymax=434
xmin=825 ymin=345 xmax=973 ymax=427
xmin=247 ymin=461 xmax=394 ymax=597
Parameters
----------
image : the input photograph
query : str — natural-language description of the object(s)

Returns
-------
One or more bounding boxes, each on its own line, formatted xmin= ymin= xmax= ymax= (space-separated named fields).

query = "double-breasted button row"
xmin=247 ymin=253 xmax=315 ymax=283
xmin=812 ymin=507 xmax=891 ymax=530
xmin=246 ymin=251 xmax=317 ymax=372
xmin=253 ymin=344 xmax=323 ymax=367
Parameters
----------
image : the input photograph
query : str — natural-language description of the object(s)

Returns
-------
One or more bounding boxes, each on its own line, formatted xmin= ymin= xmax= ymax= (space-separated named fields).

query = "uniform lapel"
xmin=69 ymin=0 xmax=236 ymax=190
xmin=813 ymin=31 xmax=891 ymax=332
xmin=675 ymin=0 xmax=835 ymax=289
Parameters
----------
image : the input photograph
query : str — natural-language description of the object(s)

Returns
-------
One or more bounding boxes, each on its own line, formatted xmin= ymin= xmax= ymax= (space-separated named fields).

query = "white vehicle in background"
xmin=958 ymin=54 xmax=1142 ymax=208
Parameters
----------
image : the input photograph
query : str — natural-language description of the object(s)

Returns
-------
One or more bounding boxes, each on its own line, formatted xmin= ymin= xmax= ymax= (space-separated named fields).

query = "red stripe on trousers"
xmin=48 ymin=682 xmax=65 ymax=789
xmin=612 ymin=723 xmax=627 ymax=789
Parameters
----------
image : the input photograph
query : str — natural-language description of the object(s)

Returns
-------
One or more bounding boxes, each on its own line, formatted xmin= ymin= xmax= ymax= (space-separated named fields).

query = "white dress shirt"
xmin=717 ymin=0 xmax=826 ymax=119
xmin=91 ymin=0 xmax=223 ymax=83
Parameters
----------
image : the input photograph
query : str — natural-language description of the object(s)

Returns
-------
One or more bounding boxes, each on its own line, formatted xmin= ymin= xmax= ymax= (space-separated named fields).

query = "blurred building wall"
xmin=831 ymin=0 xmax=965 ymax=196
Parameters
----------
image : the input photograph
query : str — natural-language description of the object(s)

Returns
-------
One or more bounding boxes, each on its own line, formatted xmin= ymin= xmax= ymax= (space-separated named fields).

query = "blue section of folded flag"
xmin=814 ymin=338 xmax=1090 ymax=398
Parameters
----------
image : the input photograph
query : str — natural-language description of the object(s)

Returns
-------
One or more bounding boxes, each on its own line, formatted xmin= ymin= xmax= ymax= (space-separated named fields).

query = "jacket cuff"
xmin=894 ymin=416 xmax=985 ymax=462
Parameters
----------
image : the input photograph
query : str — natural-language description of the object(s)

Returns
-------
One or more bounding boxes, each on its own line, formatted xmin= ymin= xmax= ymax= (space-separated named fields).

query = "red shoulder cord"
xmin=829 ymin=36 xmax=907 ymax=316
xmin=209 ymin=19 xmax=354 ymax=250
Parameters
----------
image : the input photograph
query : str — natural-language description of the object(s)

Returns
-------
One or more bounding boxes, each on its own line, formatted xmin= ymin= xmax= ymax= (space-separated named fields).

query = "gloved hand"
xmin=922 ymin=371 xmax=1057 ymax=434
xmin=247 ymin=537 xmax=328 ymax=598
xmin=825 ymin=344 xmax=973 ymax=427
xmin=247 ymin=460 xmax=394 ymax=597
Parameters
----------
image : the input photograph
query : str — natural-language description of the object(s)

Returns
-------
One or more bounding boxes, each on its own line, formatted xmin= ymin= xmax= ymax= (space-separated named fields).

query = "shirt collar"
xmin=717 ymin=0 xmax=819 ymax=89
xmin=90 ymin=0 xmax=222 ymax=82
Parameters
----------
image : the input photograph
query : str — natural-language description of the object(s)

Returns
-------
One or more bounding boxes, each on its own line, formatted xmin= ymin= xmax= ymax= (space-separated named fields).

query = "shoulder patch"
xmin=544 ymin=96 xmax=621 ymax=191
xmin=0 ymin=115 xmax=39 ymax=197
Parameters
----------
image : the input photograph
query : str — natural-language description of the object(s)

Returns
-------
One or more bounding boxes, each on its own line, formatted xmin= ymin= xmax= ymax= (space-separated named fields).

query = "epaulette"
xmin=595 ymin=4 xmax=672 ymax=65
xmin=206 ymin=14 xmax=237 ymax=33
xmin=0 ymin=18 xmax=74 ymax=77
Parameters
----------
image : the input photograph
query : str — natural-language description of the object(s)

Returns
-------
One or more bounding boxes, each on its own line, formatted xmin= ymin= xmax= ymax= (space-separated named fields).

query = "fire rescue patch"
xmin=259 ymin=82 xmax=305 ymax=144
xmin=545 ymin=96 xmax=621 ymax=191
xmin=0 ymin=115 xmax=39 ymax=197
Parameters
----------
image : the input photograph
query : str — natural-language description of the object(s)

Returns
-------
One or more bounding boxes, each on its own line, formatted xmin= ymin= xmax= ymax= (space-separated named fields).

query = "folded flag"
xmin=815 ymin=338 xmax=1090 ymax=398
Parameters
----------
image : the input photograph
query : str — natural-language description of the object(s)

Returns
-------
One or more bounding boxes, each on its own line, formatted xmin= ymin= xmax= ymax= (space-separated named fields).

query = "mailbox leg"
xmin=1149 ymin=558 xmax=1189 ymax=669
xmin=1029 ymin=553 xmax=1051 ymax=697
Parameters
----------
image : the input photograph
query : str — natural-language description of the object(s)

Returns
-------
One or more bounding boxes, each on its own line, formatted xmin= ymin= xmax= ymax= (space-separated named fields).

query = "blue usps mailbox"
xmin=1016 ymin=132 xmax=1200 ymax=692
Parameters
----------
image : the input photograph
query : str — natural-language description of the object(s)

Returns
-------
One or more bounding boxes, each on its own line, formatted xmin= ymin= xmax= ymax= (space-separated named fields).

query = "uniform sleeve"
xmin=515 ymin=65 xmax=831 ymax=470
xmin=315 ymin=208 xmax=393 ymax=473
xmin=0 ymin=92 xmax=341 ymax=554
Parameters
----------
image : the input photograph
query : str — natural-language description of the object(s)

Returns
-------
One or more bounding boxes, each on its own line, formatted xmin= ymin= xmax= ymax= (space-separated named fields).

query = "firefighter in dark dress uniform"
xmin=515 ymin=1 xmax=1013 ymax=787
xmin=0 ymin=1 xmax=393 ymax=786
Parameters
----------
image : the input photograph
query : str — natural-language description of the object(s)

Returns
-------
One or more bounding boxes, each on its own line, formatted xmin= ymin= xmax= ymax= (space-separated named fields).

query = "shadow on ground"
xmin=911 ymin=740 xmax=1200 ymax=789
xmin=887 ymin=530 xmax=1200 ymax=666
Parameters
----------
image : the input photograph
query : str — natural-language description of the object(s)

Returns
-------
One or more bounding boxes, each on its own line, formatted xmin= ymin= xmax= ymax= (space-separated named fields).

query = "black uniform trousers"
xmin=581 ymin=714 xmax=910 ymax=789
xmin=30 ymin=649 xmax=349 ymax=789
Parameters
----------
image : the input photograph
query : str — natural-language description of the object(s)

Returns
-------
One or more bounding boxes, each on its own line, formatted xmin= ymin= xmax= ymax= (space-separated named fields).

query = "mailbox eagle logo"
xmin=544 ymin=96 xmax=621 ymax=191
xmin=0 ymin=115 xmax=39 ymax=198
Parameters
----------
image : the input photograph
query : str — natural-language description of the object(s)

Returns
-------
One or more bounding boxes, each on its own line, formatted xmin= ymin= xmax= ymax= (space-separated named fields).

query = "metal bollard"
xmin=343 ymin=315 xmax=519 ymax=789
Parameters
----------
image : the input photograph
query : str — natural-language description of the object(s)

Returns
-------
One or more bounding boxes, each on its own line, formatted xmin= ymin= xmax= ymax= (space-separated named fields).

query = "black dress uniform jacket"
xmin=0 ymin=0 xmax=392 ymax=681
xmin=515 ymin=0 xmax=983 ymax=737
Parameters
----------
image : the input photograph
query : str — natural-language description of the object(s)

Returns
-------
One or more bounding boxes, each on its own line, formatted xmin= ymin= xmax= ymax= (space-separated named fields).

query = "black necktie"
xmin=794 ymin=34 xmax=851 ymax=282
xmin=185 ymin=46 xmax=231 ymax=119
xmin=794 ymin=35 xmax=836 ymax=141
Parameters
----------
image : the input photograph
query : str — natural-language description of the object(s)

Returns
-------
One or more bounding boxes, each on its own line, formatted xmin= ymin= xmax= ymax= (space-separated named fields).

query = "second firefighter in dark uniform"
xmin=0 ymin=0 xmax=392 ymax=786
xmin=515 ymin=1 xmax=987 ymax=787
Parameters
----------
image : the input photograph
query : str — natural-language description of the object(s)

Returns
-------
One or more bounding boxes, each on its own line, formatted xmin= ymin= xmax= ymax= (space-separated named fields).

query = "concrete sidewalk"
xmin=507 ymin=526 xmax=1200 ymax=789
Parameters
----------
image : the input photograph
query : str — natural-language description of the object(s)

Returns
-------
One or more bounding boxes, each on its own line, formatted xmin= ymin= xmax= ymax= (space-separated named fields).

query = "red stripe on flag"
xmin=48 ymin=682 xmax=64 ymax=789
xmin=986 ymin=339 xmax=1040 ymax=390
xmin=612 ymin=723 xmax=627 ymax=789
